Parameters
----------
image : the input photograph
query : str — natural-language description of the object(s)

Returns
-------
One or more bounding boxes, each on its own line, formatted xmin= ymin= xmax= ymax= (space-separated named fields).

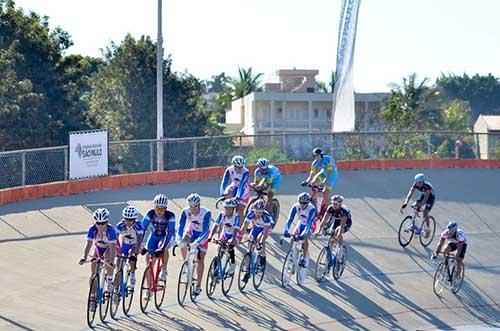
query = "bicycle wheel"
xmin=122 ymin=270 xmax=134 ymax=316
xmin=222 ymin=257 xmax=236 ymax=295
xmin=315 ymin=247 xmax=328 ymax=282
xmin=281 ymin=250 xmax=294 ymax=287
xmin=238 ymin=253 xmax=251 ymax=292
xmin=245 ymin=198 xmax=257 ymax=219
xmin=154 ymin=270 xmax=167 ymax=310
xmin=398 ymin=216 xmax=415 ymax=247
xmin=272 ymin=199 xmax=280 ymax=225
xmin=140 ymin=266 xmax=151 ymax=313
xmin=333 ymin=245 xmax=348 ymax=280
xmin=99 ymin=277 xmax=110 ymax=322
xmin=206 ymin=257 xmax=219 ymax=299
xmin=110 ymin=270 xmax=122 ymax=319
xmin=86 ymin=275 xmax=98 ymax=328
xmin=296 ymin=253 xmax=307 ymax=286
xmin=189 ymin=262 xmax=198 ymax=303
xmin=419 ymin=216 xmax=436 ymax=247
xmin=253 ymin=255 xmax=266 ymax=290
xmin=177 ymin=261 xmax=189 ymax=306
xmin=433 ymin=262 xmax=446 ymax=296
xmin=451 ymin=263 xmax=465 ymax=294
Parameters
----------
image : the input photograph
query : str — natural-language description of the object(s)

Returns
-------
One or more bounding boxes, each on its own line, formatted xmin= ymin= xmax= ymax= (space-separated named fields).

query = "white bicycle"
xmin=281 ymin=235 xmax=308 ymax=287
xmin=176 ymin=244 xmax=200 ymax=306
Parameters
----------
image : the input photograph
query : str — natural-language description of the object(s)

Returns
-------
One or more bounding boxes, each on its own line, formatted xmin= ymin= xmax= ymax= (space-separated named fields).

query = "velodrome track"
xmin=1 ymin=168 xmax=500 ymax=330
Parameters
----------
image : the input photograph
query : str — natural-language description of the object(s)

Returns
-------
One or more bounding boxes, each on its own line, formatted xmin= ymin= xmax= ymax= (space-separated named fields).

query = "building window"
xmin=314 ymin=109 xmax=319 ymax=119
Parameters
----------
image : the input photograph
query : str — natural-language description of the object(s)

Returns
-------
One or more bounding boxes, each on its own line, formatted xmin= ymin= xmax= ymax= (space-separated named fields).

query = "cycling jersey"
xmin=215 ymin=211 xmax=241 ymax=235
xmin=178 ymin=207 xmax=212 ymax=250
xmin=285 ymin=202 xmax=317 ymax=236
xmin=440 ymin=228 xmax=468 ymax=245
xmin=310 ymin=154 xmax=338 ymax=189
xmin=325 ymin=204 xmax=353 ymax=231
xmin=254 ymin=165 xmax=282 ymax=192
xmin=245 ymin=210 xmax=272 ymax=228
xmin=220 ymin=165 xmax=250 ymax=201
xmin=116 ymin=220 xmax=144 ymax=245
xmin=413 ymin=181 xmax=435 ymax=197
xmin=142 ymin=209 xmax=176 ymax=251
xmin=87 ymin=224 xmax=118 ymax=249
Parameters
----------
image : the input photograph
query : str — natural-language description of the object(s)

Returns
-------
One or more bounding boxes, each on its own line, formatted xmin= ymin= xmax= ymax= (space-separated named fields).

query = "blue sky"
xmin=14 ymin=0 xmax=500 ymax=92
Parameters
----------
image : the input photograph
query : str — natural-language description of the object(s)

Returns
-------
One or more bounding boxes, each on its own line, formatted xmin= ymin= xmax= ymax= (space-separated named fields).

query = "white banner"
xmin=69 ymin=130 xmax=108 ymax=179
xmin=332 ymin=0 xmax=361 ymax=132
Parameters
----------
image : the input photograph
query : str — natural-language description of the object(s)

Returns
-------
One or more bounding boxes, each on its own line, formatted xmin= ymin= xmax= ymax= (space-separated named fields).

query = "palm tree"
xmin=229 ymin=67 xmax=263 ymax=99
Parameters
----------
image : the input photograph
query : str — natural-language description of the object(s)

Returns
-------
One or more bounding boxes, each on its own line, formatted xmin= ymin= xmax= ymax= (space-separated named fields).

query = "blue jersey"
xmin=116 ymin=220 xmax=144 ymax=245
xmin=311 ymin=154 xmax=336 ymax=176
xmin=220 ymin=165 xmax=250 ymax=200
xmin=86 ymin=224 xmax=118 ymax=249
xmin=254 ymin=165 xmax=281 ymax=186
xmin=245 ymin=210 xmax=272 ymax=228
xmin=142 ymin=209 xmax=176 ymax=237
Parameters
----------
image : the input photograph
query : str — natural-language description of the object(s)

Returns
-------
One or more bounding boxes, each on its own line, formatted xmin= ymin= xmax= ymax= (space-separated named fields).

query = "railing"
xmin=1 ymin=131 xmax=500 ymax=189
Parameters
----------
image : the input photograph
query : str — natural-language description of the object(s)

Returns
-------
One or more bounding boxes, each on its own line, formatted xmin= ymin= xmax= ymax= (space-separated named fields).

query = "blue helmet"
xmin=414 ymin=173 xmax=425 ymax=183
xmin=447 ymin=221 xmax=458 ymax=232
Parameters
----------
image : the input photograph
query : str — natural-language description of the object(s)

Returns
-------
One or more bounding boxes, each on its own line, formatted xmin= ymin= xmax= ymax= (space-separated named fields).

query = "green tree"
xmin=228 ymin=67 xmax=263 ymax=99
xmin=436 ymin=73 xmax=500 ymax=122
xmin=315 ymin=71 xmax=336 ymax=93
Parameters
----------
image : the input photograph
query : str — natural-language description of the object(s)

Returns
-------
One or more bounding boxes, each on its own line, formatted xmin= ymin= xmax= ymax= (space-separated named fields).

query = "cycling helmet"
xmin=447 ymin=221 xmax=458 ymax=232
xmin=93 ymin=208 xmax=110 ymax=222
xmin=232 ymin=155 xmax=245 ymax=167
xmin=122 ymin=206 xmax=138 ymax=219
xmin=253 ymin=199 xmax=267 ymax=211
xmin=331 ymin=195 xmax=344 ymax=204
xmin=298 ymin=192 xmax=312 ymax=204
xmin=414 ymin=173 xmax=425 ymax=183
xmin=312 ymin=148 xmax=324 ymax=156
xmin=153 ymin=194 xmax=168 ymax=207
xmin=257 ymin=158 xmax=270 ymax=169
xmin=186 ymin=193 xmax=201 ymax=207
xmin=223 ymin=198 xmax=238 ymax=208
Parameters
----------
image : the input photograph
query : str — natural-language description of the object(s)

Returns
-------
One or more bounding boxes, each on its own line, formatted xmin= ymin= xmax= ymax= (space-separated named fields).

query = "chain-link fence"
xmin=2 ymin=131 xmax=500 ymax=189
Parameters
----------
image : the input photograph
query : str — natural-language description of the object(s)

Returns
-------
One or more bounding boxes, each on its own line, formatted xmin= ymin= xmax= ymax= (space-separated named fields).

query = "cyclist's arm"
xmin=404 ymin=187 xmax=416 ymax=205
xmin=231 ymin=215 xmax=241 ymax=241
xmin=433 ymin=238 xmax=445 ymax=256
xmin=338 ymin=216 xmax=348 ymax=235
xmin=160 ymin=215 xmax=176 ymax=250
xmin=220 ymin=168 xmax=231 ymax=196
xmin=210 ymin=213 xmax=223 ymax=240
xmin=177 ymin=210 xmax=187 ymax=240
xmin=108 ymin=228 xmax=118 ymax=260
xmin=193 ymin=211 xmax=211 ymax=246
xmin=325 ymin=162 xmax=333 ymax=184
xmin=141 ymin=215 xmax=151 ymax=237
xmin=236 ymin=171 xmax=250 ymax=200
xmin=305 ymin=163 xmax=316 ymax=183
xmin=252 ymin=168 xmax=259 ymax=185
xmin=285 ymin=207 xmax=297 ymax=233
xmin=82 ymin=240 xmax=93 ymax=260
xmin=240 ymin=217 xmax=250 ymax=234
xmin=302 ymin=207 xmax=317 ymax=236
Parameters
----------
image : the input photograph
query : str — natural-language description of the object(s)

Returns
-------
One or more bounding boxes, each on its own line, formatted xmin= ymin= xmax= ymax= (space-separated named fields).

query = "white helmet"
xmin=223 ymin=198 xmax=238 ymax=208
xmin=186 ymin=193 xmax=201 ymax=207
xmin=122 ymin=206 xmax=138 ymax=219
xmin=257 ymin=158 xmax=270 ymax=169
xmin=93 ymin=208 xmax=110 ymax=222
xmin=153 ymin=194 xmax=168 ymax=207
xmin=232 ymin=155 xmax=245 ymax=167
xmin=298 ymin=192 xmax=312 ymax=204
xmin=331 ymin=195 xmax=344 ymax=204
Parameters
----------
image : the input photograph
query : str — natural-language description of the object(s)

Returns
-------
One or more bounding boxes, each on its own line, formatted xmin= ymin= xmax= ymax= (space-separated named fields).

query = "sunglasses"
xmin=96 ymin=221 xmax=108 ymax=226
xmin=124 ymin=218 xmax=136 ymax=222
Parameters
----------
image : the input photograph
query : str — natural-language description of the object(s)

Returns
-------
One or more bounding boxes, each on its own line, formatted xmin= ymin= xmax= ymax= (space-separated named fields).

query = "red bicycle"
xmin=139 ymin=248 xmax=169 ymax=312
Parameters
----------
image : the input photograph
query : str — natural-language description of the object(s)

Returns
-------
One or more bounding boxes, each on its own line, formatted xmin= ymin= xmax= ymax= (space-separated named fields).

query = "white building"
xmin=226 ymin=69 xmax=388 ymax=135
xmin=474 ymin=115 xmax=500 ymax=159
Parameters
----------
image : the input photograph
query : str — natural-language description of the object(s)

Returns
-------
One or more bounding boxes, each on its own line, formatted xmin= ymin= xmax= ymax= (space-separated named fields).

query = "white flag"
xmin=332 ymin=0 xmax=361 ymax=132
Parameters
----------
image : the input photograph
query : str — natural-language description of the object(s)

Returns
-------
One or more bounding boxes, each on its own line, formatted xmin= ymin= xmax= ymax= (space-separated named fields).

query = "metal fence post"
xmin=149 ymin=142 xmax=154 ymax=172
xmin=193 ymin=140 xmax=197 ymax=169
xmin=427 ymin=133 xmax=432 ymax=157
xmin=475 ymin=133 xmax=480 ymax=159
xmin=238 ymin=136 xmax=243 ymax=155
xmin=283 ymin=133 xmax=288 ymax=163
xmin=64 ymin=147 xmax=68 ymax=180
xmin=21 ymin=152 xmax=26 ymax=186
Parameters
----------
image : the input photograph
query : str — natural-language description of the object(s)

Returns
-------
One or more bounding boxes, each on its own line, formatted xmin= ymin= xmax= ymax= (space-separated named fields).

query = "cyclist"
xmin=301 ymin=147 xmax=338 ymax=212
xmin=316 ymin=195 xmax=352 ymax=268
xmin=250 ymin=158 xmax=282 ymax=216
xmin=208 ymin=198 xmax=241 ymax=275
xmin=402 ymin=173 xmax=435 ymax=238
xmin=284 ymin=192 xmax=317 ymax=268
xmin=141 ymin=194 xmax=176 ymax=284
xmin=115 ymin=205 xmax=144 ymax=286
xmin=220 ymin=155 xmax=250 ymax=221
xmin=79 ymin=208 xmax=117 ymax=311
xmin=240 ymin=199 xmax=272 ymax=270
xmin=177 ymin=193 xmax=212 ymax=296
xmin=431 ymin=221 xmax=467 ymax=281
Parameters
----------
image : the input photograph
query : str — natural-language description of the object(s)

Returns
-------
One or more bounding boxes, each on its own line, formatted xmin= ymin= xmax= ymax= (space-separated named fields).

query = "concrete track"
xmin=1 ymin=168 xmax=499 ymax=330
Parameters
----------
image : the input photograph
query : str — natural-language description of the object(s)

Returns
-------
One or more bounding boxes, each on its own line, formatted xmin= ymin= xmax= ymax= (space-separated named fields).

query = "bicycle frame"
xmin=146 ymin=252 xmax=163 ymax=292
xmin=115 ymin=256 xmax=131 ymax=298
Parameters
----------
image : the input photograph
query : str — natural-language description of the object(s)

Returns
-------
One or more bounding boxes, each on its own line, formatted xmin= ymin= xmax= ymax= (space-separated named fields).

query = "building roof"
xmin=478 ymin=115 xmax=500 ymax=131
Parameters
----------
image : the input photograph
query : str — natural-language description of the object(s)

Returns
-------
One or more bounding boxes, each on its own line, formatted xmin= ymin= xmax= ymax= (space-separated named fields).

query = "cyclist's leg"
xmin=267 ymin=190 xmax=275 ymax=214
xmin=192 ymin=231 xmax=209 ymax=288
xmin=455 ymin=244 xmax=466 ymax=278
xmin=181 ymin=225 xmax=193 ymax=260
xmin=161 ymin=235 xmax=175 ymax=273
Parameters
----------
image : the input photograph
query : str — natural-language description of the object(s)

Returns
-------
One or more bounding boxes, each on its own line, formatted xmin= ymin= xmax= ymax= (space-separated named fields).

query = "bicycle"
xmin=244 ymin=187 xmax=280 ymax=226
xmin=280 ymin=235 xmax=307 ymax=287
xmin=206 ymin=239 xmax=236 ymax=298
xmin=398 ymin=203 xmax=436 ymax=247
xmin=81 ymin=256 xmax=114 ymax=328
xmin=139 ymin=249 xmax=167 ymax=313
xmin=303 ymin=183 xmax=329 ymax=230
xmin=238 ymin=239 xmax=266 ymax=292
xmin=176 ymin=244 xmax=201 ymax=306
xmin=315 ymin=239 xmax=347 ymax=282
xmin=432 ymin=252 xmax=465 ymax=296
xmin=110 ymin=255 xmax=135 ymax=318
